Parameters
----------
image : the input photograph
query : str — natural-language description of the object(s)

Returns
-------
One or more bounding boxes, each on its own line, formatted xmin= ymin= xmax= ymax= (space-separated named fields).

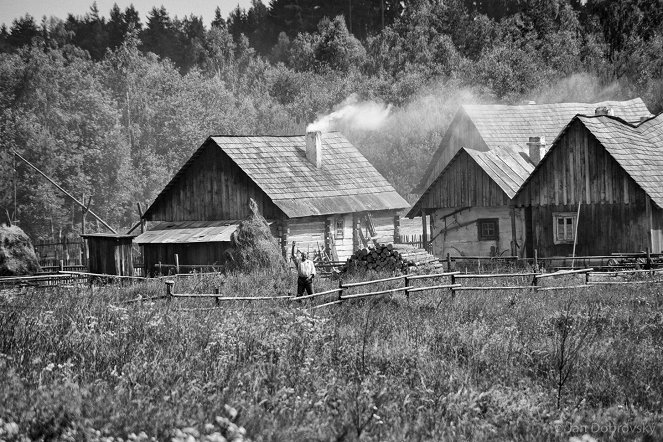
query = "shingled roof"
xmin=464 ymin=147 xmax=534 ymax=198
xmin=564 ymin=114 xmax=663 ymax=208
xmin=414 ymin=98 xmax=652 ymax=194
xmin=407 ymin=146 xmax=534 ymax=217
xmin=144 ymin=132 xmax=409 ymax=219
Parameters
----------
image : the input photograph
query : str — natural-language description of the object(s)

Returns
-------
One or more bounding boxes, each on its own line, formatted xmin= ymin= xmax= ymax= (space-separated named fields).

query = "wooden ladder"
xmin=364 ymin=213 xmax=379 ymax=246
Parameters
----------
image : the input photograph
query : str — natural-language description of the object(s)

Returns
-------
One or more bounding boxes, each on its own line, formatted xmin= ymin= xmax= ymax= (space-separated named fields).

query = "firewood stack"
xmin=344 ymin=243 xmax=442 ymax=273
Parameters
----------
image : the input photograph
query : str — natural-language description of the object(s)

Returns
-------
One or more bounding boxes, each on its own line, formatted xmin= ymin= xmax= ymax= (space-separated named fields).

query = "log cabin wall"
xmin=285 ymin=211 xmax=400 ymax=262
xmin=146 ymin=141 xmax=284 ymax=222
xmin=430 ymin=206 xmax=525 ymax=257
xmin=368 ymin=213 xmax=399 ymax=245
xmin=330 ymin=213 xmax=354 ymax=260
xmin=287 ymin=218 xmax=326 ymax=260
xmin=421 ymin=111 xmax=488 ymax=192
xmin=514 ymin=120 xmax=660 ymax=256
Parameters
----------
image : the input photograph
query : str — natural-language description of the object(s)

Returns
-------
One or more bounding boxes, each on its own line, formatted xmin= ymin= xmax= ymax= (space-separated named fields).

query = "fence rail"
xmin=157 ymin=265 xmax=663 ymax=310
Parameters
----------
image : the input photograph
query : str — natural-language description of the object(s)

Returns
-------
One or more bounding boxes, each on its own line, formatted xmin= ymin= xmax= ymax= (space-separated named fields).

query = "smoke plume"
xmin=306 ymin=94 xmax=392 ymax=132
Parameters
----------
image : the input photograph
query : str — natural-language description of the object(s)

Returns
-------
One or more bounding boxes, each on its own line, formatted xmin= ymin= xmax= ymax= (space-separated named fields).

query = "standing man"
xmin=291 ymin=241 xmax=316 ymax=297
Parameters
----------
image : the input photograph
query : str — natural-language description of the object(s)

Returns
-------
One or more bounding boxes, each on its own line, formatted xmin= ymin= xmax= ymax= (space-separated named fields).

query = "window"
xmin=477 ymin=218 xmax=499 ymax=241
xmin=553 ymin=213 xmax=577 ymax=244
xmin=335 ymin=218 xmax=345 ymax=240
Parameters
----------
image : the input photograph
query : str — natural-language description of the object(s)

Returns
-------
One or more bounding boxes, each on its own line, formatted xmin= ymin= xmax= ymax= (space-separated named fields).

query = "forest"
xmin=1 ymin=0 xmax=662 ymax=239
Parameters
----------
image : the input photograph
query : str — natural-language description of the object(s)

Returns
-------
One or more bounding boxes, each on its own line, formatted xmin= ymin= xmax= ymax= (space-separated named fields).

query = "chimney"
xmin=595 ymin=106 xmax=614 ymax=116
xmin=527 ymin=136 xmax=545 ymax=166
xmin=306 ymin=130 xmax=322 ymax=168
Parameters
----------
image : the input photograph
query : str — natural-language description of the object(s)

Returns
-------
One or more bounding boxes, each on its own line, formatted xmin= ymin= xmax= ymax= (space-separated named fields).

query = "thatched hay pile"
xmin=0 ymin=224 xmax=41 ymax=276
xmin=225 ymin=199 xmax=287 ymax=274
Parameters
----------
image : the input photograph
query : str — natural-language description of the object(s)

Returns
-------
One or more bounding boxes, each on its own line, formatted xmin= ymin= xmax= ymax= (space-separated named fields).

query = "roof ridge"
xmin=209 ymin=131 xmax=343 ymax=138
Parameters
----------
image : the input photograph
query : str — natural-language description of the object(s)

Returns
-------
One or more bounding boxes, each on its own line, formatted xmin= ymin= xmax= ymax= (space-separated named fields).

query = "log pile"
xmin=344 ymin=243 xmax=442 ymax=273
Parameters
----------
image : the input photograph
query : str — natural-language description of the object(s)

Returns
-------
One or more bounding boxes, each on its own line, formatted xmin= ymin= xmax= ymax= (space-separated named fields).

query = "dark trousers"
xmin=297 ymin=276 xmax=314 ymax=296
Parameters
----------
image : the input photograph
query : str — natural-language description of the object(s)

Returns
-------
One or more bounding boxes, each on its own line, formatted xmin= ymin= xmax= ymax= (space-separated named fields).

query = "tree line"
xmin=1 ymin=0 xmax=662 ymax=239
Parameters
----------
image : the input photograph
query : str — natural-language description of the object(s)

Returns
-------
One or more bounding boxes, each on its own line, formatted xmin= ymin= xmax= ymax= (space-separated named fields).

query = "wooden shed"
xmin=409 ymin=99 xmax=652 ymax=257
xmin=513 ymin=114 xmax=663 ymax=257
xmin=135 ymin=131 xmax=410 ymax=273
xmin=81 ymin=233 xmax=137 ymax=276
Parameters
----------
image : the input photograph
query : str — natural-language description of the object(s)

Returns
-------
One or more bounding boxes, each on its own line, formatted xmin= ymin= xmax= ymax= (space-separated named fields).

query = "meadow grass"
xmin=1 ymin=270 xmax=662 ymax=441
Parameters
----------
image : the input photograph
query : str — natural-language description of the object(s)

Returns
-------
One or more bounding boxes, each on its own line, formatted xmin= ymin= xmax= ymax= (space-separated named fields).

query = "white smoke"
xmin=306 ymin=93 xmax=392 ymax=133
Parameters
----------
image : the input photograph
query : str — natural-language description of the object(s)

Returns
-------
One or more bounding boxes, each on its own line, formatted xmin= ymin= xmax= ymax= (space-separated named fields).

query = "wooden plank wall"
xmin=530 ymin=202 xmax=649 ymax=256
xmin=142 ymin=242 xmax=232 ymax=274
xmin=87 ymin=238 xmax=134 ymax=276
xmin=649 ymin=203 xmax=663 ymax=254
xmin=515 ymin=120 xmax=656 ymax=256
xmin=429 ymin=207 xmax=525 ymax=257
xmin=420 ymin=149 xmax=510 ymax=210
xmin=514 ymin=121 xmax=642 ymax=207
xmin=146 ymin=141 xmax=284 ymax=222
xmin=423 ymin=112 xmax=488 ymax=192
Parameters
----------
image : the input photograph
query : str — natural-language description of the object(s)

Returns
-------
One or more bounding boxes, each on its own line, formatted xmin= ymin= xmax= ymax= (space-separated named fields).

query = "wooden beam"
xmin=421 ymin=210 xmax=428 ymax=248
xmin=13 ymin=150 xmax=117 ymax=234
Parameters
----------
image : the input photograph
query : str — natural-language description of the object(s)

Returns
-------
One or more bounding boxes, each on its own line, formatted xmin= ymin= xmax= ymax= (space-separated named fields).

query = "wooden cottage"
xmin=408 ymin=99 xmax=652 ymax=257
xmin=513 ymin=113 xmax=663 ymax=257
xmin=135 ymin=132 xmax=410 ymax=273
xmin=408 ymin=146 xmax=533 ymax=257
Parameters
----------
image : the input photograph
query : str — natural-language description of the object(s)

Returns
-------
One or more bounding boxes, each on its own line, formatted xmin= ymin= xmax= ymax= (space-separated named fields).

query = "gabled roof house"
xmin=513 ymin=113 xmax=663 ymax=257
xmin=136 ymin=131 xmax=410 ymax=273
xmin=407 ymin=99 xmax=652 ymax=258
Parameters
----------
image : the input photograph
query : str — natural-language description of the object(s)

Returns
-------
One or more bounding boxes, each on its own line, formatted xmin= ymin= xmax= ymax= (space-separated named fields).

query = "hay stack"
xmin=0 ymin=224 xmax=41 ymax=276
xmin=225 ymin=199 xmax=287 ymax=273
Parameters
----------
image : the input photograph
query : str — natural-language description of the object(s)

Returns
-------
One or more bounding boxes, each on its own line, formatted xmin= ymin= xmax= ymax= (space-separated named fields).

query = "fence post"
xmin=404 ymin=276 xmax=409 ymax=301
xmin=450 ymin=272 xmax=456 ymax=299
xmin=165 ymin=280 xmax=175 ymax=305
xmin=215 ymin=287 xmax=220 ymax=306
xmin=59 ymin=259 xmax=64 ymax=272
xmin=175 ymin=254 xmax=180 ymax=274
xmin=446 ymin=253 xmax=451 ymax=272
xmin=534 ymin=249 xmax=538 ymax=272
xmin=338 ymin=278 xmax=344 ymax=302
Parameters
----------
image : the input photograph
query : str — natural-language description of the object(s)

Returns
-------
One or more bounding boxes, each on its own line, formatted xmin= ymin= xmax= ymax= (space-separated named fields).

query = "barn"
xmin=513 ymin=113 xmax=663 ymax=257
xmin=135 ymin=131 xmax=410 ymax=273
xmin=408 ymin=99 xmax=652 ymax=257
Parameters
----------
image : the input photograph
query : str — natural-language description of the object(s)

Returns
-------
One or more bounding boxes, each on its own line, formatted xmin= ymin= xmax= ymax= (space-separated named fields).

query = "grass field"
xmin=1 ymin=271 xmax=662 ymax=441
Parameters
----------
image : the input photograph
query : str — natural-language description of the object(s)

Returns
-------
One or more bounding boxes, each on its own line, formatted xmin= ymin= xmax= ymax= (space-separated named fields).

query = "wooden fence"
xmin=158 ymin=266 xmax=663 ymax=311
xmin=446 ymin=252 xmax=663 ymax=271
xmin=33 ymin=238 xmax=85 ymax=267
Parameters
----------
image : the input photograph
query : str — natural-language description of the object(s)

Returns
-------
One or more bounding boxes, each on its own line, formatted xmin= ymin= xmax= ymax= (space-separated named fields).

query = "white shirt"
xmin=293 ymin=257 xmax=316 ymax=278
